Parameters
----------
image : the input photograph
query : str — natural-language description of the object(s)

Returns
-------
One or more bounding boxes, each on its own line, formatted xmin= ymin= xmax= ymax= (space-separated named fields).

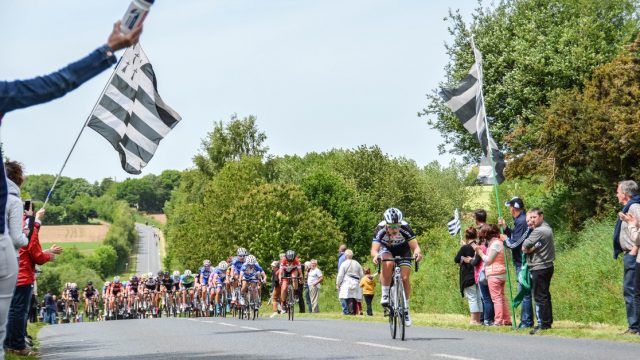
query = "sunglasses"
xmin=387 ymin=224 xmax=400 ymax=230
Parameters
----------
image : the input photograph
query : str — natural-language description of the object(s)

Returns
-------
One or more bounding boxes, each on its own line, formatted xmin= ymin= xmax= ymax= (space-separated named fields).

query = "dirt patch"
xmin=148 ymin=214 xmax=167 ymax=224
xmin=39 ymin=224 xmax=110 ymax=243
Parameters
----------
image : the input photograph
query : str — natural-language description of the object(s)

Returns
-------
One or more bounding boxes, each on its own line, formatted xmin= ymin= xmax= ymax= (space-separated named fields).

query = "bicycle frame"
xmin=378 ymin=256 xmax=419 ymax=341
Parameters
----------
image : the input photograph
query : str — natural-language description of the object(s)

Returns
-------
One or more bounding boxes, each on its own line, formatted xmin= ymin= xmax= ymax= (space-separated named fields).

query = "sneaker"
xmin=620 ymin=328 xmax=639 ymax=335
xmin=270 ymin=311 xmax=279 ymax=318
xmin=380 ymin=294 xmax=389 ymax=306
xmin=7 ymin=348 xmax=40 ymax=357
xmin=404 ymin=311 xmax=412 ymax=327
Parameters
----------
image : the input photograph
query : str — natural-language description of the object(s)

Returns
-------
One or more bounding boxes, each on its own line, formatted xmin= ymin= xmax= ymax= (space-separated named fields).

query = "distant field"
xmin=58 ymin=241 xmax=103 ymax=255
xmin=147 ymin=214 xmax=167 ymax=224
xmin=39 ymin=224 xmax=110 ymax=243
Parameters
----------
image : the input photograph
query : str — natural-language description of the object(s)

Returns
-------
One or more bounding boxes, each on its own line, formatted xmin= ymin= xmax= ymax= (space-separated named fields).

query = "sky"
xmin=1 ymin=1 xmax=476 ymax=182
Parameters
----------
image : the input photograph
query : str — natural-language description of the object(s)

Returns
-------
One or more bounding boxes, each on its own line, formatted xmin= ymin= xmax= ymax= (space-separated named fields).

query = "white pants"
xmin=464 ymin=283 xmax=483 ymax=313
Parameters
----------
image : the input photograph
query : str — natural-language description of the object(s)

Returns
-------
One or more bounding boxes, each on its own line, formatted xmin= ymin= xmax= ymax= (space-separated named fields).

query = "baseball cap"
xmin=505 ymin=196 xmax=524 ymax=209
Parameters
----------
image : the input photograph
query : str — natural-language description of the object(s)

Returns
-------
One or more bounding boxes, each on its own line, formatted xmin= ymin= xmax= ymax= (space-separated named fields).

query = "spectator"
xmin=455 ymin=227 xmax=483 ymax=325
xmin=523 ymin=208 xmax=556 ymax=335
xmin=5 ymin=194 xmax=62 ymax=355
xmin=474 ymin=222 xmax=495 ymax=326
xmin=337 ymin=244 xmax=347 ymax=313
xmin=613 ymin=180 xmax=640 ymax=335
xmin=474 ymin=209 xmax=487 ymax=231
xmin=43 ymin=291 xmax=56 ymax=325
xmin=473 ymin=224 xmax=512 ymax=326
xmin=336 ymin=249 xmax=363 ymax=315
xmin=304 ymin=261 xmax=312 ymax=313
xmin=619 ymin=210 xmax=640 ymax=336
xmin=297 ymin=260 xmax=306 ymax=314
xmin=359 ymin=267 xmax=377 ymax=316
xmin=499 ymin=197 xmax=534 ymax=329
xmin=0 ymin=22 xmax=142 ymax=358
xmin=269 ymin=261 xmax=281 ymax=318
xmin=307 ymin=259 xmax=323 ymax=313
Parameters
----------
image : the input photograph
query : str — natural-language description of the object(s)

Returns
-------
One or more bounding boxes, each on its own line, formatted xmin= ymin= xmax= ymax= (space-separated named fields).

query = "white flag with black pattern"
xmin=447 ymin=208 xmax=461 ymax=237
xmin=87 ymin=44 xmax=181 ymax=174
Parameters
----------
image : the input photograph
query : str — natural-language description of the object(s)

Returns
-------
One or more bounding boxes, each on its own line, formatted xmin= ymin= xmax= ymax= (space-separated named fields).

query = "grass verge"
xmin=5 ymin=322 xmax=45 ymax=360
xmin=294 ymin=311 xmax=640 ymax=343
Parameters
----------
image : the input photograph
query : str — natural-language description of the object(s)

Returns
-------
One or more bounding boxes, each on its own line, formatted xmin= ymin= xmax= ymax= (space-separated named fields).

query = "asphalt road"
xmin=135 ymin=223 xmax=161 ymax=275
xmin=38 ymin=316 xmax=640 ymax=359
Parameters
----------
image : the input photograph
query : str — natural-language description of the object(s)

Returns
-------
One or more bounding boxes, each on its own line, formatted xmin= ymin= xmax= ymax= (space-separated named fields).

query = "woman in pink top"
xmin=472 ymin=224 xmax=512 ymax=326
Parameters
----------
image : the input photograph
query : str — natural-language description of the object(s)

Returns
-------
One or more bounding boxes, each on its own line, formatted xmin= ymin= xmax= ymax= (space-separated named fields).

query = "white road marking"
xmin=240 ymin=326 xmax=260 ymax=330
xmin=270 ymin=331 xmax=295 ymax=335
xmin=218 ymin=322 xmax=236 ymax=327
xmin=201 ymin=320 xmax=216 ymax=323
xmin=303 ymin=335 xmax=341 ymax=342
xmin=432 ymin=354 xmax=484 ymax=360
xmin=356 ymin=341 xmax=411 ymax=351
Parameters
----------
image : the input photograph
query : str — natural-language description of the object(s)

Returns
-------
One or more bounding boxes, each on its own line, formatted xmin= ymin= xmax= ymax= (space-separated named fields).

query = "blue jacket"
xmin=0 ymin=45 xmax=117 ymax=234
xmin=504 ymin=211 xmax=529 ymax=267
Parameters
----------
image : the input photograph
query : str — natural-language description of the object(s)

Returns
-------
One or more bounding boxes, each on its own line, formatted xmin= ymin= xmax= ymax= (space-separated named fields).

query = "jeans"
xmin=340 ymin=298 xmax=348 ymax=314
xmin=479 ymin=282 xmax=494 ymax=325
xmin=515 ymin=263 xmax=534 ymax=327
xmin=44 ymin=308 xmax=57 ymax=325
xmin=623 ymin=254 xmax=639 ymax=330
xmin=364 ymin=294 xmax=374 ymax=315
xmin=4 ymin=284 xmax=33 ymax=350
xmin=531 ymin=265 xmax=554 ymax=329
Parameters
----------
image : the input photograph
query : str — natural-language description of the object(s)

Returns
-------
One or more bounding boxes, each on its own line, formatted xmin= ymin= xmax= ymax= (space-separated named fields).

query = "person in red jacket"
xmin=4 ymin=208 xmax=62 ymax=355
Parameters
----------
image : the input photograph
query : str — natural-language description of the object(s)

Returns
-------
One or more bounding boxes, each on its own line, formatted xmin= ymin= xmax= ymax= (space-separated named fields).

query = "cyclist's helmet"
xmin=237 ymin=247 xmax=248 ymax=256
xmin=113 ymin=276 xmax=120 ymax=283
xmin=285 ymin=250 xmax=296 ymax=262
xmin=157 ymin=270 xmax=163 ymax=277
xmin=72 ymin=283 xmax=78 ymax=289
xmin=173 ymin=270 xmax=180 ymax=277
xmin=383 ymin=207 xmax=403 ymax=224
xmin=184 ymin=270 xmax=192 ymax=276
xmin=246 ymin=255 xmax=257 ymax=266
xmin=148 ymin=272 xmax=154 ymax=278
xmin=218 ymin=261 xmax=228 ymax=271
xmin=105 ymin=281 xmax=111 ymax=287
xmin=131 ymin=275 xmax=138 ymax=282
xmin=87 ymin=280 xmax=93 ymax=286
xmin=163 ymin=271 xmax=170 ymax=277
xmin=203 ymin=259 xmax=211 ymax=267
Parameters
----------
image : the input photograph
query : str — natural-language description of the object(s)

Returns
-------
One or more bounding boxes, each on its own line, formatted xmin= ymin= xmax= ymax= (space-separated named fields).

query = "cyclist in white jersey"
xmin=371 ymin=207 xmax=423 ymax=326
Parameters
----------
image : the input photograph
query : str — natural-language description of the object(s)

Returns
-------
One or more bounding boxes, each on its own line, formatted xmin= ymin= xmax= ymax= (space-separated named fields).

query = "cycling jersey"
xmin=110 ymin=282 xmax=123 ymax=295
xmin=171 ymin=276 xmax=181 ymax=291
xmin=181 ymin=274 xmax=195 ymax=289
xmin=212 ymin=268 xmax=227 ymax=286
xmin=280 ymin=257 xmax=301 ymax=274
xmin=161 ymin=277 xmax=174 ymax=292
xmin=240 ymin=263 xmax=264 ymax=280
xmin=129 ymin=279 xmax=139 ymax=293
xmin=83 ymin=287 xmax=97 ymax=298
xmin=145 ymin=277 xmax=157 ymax=290
xmin=69 ymin=288 xmax=80 ymax=302
xmin=372 ymin=220 xmax=416 ymax=247
xmin=199 ymin=266 xmax=212 ymax=286
xmin=231 ymin=256 xmax=245 ymax=274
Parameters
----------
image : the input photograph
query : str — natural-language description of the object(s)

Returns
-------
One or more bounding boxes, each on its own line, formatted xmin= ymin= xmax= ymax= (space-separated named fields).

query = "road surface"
xmin=135 ymin=223 xmax=161 ymax=275
xmin=39 ymin=316 xmax=640 ymax=359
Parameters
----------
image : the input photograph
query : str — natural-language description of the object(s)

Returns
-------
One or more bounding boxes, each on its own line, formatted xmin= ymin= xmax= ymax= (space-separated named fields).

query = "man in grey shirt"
xmin=522 ymin=208 xmax=555 ymax=334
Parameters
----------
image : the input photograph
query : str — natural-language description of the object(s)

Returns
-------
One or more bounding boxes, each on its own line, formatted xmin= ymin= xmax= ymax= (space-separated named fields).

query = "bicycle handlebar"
xmin=376 ymin=256 xmax=420 ymax=274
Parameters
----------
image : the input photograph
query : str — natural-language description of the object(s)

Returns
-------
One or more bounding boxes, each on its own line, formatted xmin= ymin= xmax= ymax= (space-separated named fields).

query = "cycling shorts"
xmin=145 ymin=284 xmax=156 ymax=291
xmin=379 ymin=242 xmax=412 ymax=267
xmin=182 ymin=282 xmax=194 ymax=289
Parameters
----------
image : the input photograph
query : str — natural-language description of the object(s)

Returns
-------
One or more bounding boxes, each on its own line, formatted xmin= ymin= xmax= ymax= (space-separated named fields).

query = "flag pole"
xmin=43 ymin=55 xmax=126 ymax=209
xmin=470 ymin=36 xmax=517 ymax=329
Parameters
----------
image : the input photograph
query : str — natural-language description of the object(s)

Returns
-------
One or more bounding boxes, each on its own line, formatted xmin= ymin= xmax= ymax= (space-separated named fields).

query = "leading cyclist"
xmin=371 ymin=207 xmax=423 ymax=326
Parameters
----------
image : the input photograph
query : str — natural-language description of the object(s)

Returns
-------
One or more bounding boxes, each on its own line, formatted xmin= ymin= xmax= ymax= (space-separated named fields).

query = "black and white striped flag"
xmin=439 ymin=42 xmax=505 ymax=184
xmin=87 ymin=44 xmax=181 ymax=174
xmin=447 ymin=208 xmax=461 ymax=236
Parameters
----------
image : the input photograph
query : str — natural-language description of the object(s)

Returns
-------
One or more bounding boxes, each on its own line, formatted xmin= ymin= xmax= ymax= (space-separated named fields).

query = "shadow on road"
xmin=403 ymin=337 xmax=463 ymax=342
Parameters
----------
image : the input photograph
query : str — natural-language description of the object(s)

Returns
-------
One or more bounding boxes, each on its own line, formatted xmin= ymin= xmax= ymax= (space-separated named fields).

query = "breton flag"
xmin=447 ymin=208 xmax=461 ymax=236
xmin=439 ymin=41 xmax=505 ymax=184
xmin=87 ymin=44 xmax=181 ymax=174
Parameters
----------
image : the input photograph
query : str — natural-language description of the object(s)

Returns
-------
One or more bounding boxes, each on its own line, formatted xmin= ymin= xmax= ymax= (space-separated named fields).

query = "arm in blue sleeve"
xmin=0 ymin=45 xmax=117 ymax=114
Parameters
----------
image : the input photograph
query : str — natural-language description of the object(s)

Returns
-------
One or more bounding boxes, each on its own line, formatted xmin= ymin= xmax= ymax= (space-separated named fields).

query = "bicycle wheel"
xmin=397 ymin=281 xmax=406 ymax=341
xmin=388 ymin=299 xmax=396 ymax=338
xmin=287 ymin=285 xmax=295 ymax=321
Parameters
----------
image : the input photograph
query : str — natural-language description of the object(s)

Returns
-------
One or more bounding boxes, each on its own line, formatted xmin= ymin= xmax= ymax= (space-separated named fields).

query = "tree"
xmin=421 ymin=0 xmax=639 ymax=163
xmin=508 ymin=35 xmax=640 ymax=225
xmin=193 ymin=114 xmax=269 ymax=176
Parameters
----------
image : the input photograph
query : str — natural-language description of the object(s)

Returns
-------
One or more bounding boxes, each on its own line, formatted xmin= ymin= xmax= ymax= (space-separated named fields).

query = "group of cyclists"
xmin=55 ymin=208 xmax=422 ymax=326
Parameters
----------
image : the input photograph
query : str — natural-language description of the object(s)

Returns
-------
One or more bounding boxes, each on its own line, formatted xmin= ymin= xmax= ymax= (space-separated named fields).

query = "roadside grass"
xmin=295 ymin=311 xmax=640 ymax=343
xmin=5 ymin=322 xmax=45 ymax=360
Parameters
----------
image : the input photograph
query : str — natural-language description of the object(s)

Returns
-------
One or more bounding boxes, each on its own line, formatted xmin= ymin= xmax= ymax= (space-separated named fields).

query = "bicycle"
xmin=377 ymin=256 xmax=419 ymax=341
xmin=281 ymin=276 xmax=299 ymax=321
xmin=241 ymin=280 xmax=261 ymax=320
